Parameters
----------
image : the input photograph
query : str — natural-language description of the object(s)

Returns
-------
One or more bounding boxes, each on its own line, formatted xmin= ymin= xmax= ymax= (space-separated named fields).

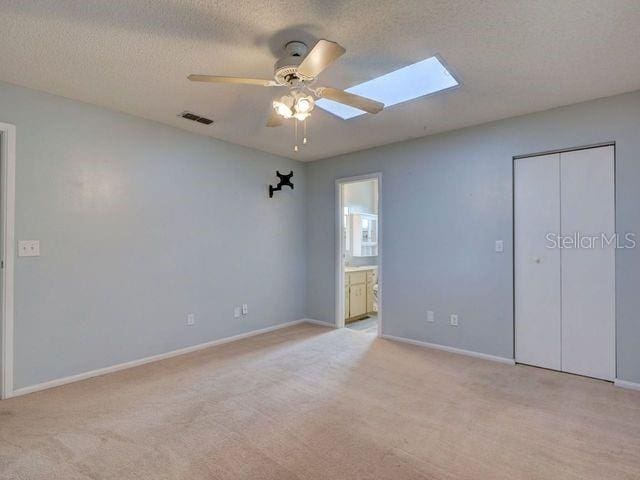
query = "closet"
xmin=514 ymin=145 xmax=615 ymax=381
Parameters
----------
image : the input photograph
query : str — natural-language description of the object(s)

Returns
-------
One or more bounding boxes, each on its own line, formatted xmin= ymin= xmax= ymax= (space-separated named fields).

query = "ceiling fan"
xmin=188 ymin=39 xmax=385 ymax=129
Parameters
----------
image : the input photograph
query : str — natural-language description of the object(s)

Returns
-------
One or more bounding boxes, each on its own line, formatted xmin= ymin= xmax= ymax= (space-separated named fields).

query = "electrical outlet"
xmin=18 ymin=240 xmax=40 ymax=257
xmin=427 ymin=310 xmax=435 ymax=322
xmin=242 ymin=304 xmax=248 ymax=315
xmin=233 ymin=306 xmax=241 ymax=318
xmin=495 ymin=240 xmax=504 ymax=253
xmin=450 ymin=314 xmax=459 ymax=326
xmin=187 ymin=313 xmax=195 ymax=326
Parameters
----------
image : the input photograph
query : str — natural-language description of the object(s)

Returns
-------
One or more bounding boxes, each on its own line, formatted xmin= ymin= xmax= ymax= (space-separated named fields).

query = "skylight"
xmin=316 ymin=56 xmax=458 ymax=120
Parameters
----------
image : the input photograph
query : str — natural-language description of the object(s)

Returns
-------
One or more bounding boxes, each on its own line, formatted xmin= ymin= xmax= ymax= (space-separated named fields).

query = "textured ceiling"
xmin=1 ymin=0 xmax=639 ymax=161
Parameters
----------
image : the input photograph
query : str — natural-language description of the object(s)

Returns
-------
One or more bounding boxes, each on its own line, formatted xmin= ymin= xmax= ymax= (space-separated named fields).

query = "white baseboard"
xmin=381 ymin=334 xmax=516 ymax=365
xmin=614 ymin=378 xmax=640 ymax=391
xmin=7 ymin=321 xmax=522 ymax=399
xmin=304 ymin=318 xmax=337 ymax=328
xmin=9 ymin=319 xmax=306 ymax=398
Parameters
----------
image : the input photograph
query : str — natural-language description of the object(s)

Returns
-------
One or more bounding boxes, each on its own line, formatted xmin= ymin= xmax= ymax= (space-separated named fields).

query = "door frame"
xmin=335 ymin=172 xmax=383 ymax=336
xmin=512 ymin=141 xmax=616 ymax=377
xmin=0 ymin=123 xmax=16 ymax=399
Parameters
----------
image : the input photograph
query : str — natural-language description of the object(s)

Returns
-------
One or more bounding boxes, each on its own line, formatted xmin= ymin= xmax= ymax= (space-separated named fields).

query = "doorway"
xmin=335 ymin=174 xmax=382 ymax=336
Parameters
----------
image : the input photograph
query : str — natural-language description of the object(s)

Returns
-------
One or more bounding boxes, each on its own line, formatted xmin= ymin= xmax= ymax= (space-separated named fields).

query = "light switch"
xmin=494 ymin=240 xmax=504 ymax=253
xmin=18 ymin=240 xmax=40 ymax=257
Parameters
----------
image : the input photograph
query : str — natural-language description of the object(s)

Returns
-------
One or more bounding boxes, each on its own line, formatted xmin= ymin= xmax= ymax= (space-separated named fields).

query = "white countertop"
xmin=345 ymin=265 xmax=378 ymax=272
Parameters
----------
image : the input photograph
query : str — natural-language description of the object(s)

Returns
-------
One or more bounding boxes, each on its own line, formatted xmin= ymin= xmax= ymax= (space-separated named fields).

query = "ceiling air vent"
xmin=179 ymin=111 xmax=214 ymax=125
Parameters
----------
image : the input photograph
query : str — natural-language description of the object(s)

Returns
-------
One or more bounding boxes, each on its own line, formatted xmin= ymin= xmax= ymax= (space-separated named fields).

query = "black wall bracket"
xmin=269 ymin=170 xmax=294 ymax=198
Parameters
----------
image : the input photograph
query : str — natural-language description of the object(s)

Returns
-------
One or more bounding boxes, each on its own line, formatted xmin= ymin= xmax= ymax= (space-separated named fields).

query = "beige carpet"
xmin=1 ymin=324 xmax=639 ymax=479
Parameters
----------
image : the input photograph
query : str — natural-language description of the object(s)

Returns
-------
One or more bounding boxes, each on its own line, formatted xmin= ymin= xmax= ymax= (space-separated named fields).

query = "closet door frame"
xmin=512 ymin=141 xmax=616 ymax=379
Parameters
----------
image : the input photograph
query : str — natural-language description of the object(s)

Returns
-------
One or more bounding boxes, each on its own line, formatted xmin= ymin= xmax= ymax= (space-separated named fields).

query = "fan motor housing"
xmin=274 ymin=41 xmax=314 ymax=84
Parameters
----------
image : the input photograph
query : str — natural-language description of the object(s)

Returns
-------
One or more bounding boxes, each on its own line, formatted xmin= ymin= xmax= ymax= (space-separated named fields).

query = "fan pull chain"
xmin=303 ymin=118 xmax=308 ymax=145
xmin=294 ymin=119 xmax=299 ymax=152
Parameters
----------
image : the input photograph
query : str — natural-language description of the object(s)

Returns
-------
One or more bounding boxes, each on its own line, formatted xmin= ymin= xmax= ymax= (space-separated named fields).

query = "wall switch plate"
xmin=427 ymin=310 xmax=435 ymax=322
xmin=18 ymin=240 xmax=40 ymax=257
xmin=234 ymin=306 xmax=241 ymax=318
xmin=494 ymin=240 xmax=504 ymax=253
xmin=450 ymin=314 xmax=459 ymax=326
xmin=242 ymin=304 xmax=248 ymax=315
xmin=187 ymin=313 xmax=195 ymax=326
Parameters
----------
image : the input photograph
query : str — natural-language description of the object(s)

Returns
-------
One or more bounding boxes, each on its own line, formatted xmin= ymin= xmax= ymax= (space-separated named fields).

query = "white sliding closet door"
xmin=514 ymin=154 xmax=562 ymax=370
xmin=560 ymin=146 xmax=615 ymax=380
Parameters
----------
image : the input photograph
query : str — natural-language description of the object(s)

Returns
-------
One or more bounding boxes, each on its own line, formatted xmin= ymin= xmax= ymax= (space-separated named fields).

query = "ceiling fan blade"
xmin=297 ymin=40 xmax=346 ymax=79
xmin=188 ymin=75 xmax=279 ymax=87
xmin=266 ymin=110 xmax=283 ymax=127
xmin=316 ymin=87 xmax=384 ymax=114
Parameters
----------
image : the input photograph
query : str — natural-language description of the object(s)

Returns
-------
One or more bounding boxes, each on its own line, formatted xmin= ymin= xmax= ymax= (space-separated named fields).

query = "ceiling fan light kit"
xmin=273 ymin=91 xmax=315 ymax=121
xmin=188 ymin=38 xmax=385 ymax=152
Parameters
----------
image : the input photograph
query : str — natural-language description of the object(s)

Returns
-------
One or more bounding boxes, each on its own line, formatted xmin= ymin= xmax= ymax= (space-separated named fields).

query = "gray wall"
xmin=0 ymin=82 xmax=307 ymax=389
xmin=306 ymin=90 xmax=640 ymax=383
xmin=3 ymin=80 xmax=639 ymax=390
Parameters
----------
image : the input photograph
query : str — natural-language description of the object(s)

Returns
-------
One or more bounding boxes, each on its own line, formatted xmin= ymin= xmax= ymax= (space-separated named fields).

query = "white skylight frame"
xmin=316 ymin=55 xmax=460 ymax=120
